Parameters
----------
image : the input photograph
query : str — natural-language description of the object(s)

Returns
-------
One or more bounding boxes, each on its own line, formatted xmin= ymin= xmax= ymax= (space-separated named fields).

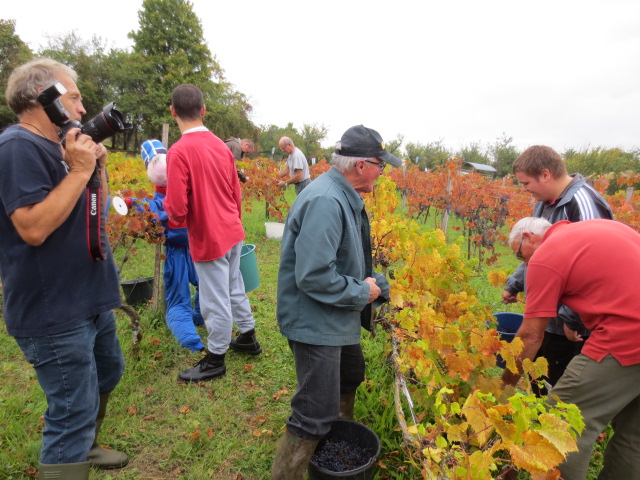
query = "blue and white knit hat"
xmin=140 ymin=139 xmax=167 ymax=167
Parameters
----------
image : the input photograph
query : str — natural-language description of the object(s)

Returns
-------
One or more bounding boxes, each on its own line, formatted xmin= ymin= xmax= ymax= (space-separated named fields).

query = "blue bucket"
xmin=493 ymin=312 xmax=523 ymax=368
xmin=239 ymin=244 xmax=260 ymax=292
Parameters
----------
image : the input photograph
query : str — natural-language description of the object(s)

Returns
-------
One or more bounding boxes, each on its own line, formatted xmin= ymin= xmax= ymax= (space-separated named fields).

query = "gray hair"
xmin=279 ymin=136 xmax=293 ymax=147
xmin=331 ymin=153 xmax=372 ymax=173
xmin=508 ymin=217 xmax=552 ymax=246
xmin=6 ymin=58 xmax=77 ymax=116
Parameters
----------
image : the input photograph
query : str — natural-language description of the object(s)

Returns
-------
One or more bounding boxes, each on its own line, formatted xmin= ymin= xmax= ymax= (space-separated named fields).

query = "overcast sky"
xmin=5 ymin=0 xmax=640 ymax=154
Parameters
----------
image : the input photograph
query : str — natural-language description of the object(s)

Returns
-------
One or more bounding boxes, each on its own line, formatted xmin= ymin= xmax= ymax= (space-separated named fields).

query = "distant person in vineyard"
xmin=164 ymin=84 xmax=262 ymax=384
xmin=501 ymin=145 xmax=613 ymax=393
xmin=224 ymin=137 xmax=254 ymax=183
xmin=271 ymin=125 xmax=400 ymax=479
xmin=277 ymin=136 xmax=311 ymax=194
xmin=502 ymin=217 xmax=640 ymax=480
xmin=0 ymin=58 xmax=127 ymax=478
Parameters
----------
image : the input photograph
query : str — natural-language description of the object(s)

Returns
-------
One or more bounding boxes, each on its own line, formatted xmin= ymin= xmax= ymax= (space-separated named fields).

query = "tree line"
xmin=2 ymin=0 xmax=639 ymax=178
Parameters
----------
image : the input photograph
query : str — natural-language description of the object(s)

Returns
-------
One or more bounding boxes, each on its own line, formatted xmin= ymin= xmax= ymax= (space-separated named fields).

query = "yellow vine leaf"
xmin=536 ymin=413 xmax=579 ymax=456
xmin=422 ymin=447 xmax=443 ymax=464
xmin=470 ymin=329 xmax=502 ymax=359
xmin=461 ymin=392 xmax=493 ymax=446
xmin=487 ymin=270 xmax=507 ymax=287
xmin=445 ymin=423 xmax=467 ymax=443
xmin=523 ymin=356 xmax=549 ymax=380
xmin=500 ymin=337 xmax=524 ymax=373
xmin=439 ymin=327 xmax=462 ymax=346
xmin=474 ymin=375 xmax=504 ymax=397
xmin=487 ymin=408 xmax=518 ymax=444
xmin=444 ymin=350 xmax=475 ymax=382
xmin=507 ymin=430 xmax=565 ymax=476
xmin=468 ymin=449 xmax=498 ymax=480
xmin=389 ymin=291 xmax=404 ymax=308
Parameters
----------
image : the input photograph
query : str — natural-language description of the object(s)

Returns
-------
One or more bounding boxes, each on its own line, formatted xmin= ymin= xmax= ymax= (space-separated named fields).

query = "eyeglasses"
xmin=279 ymin=144 xmax=289 ymax=152
xmin=364 ymin=159 xmax=386 ymax=172
xmin=515 ymin=236 xmax=525 ymax=261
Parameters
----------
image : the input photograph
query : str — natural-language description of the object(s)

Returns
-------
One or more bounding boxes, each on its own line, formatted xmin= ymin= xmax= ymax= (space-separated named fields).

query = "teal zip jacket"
xmin=276 ymin=167 xmax=390 ymax=346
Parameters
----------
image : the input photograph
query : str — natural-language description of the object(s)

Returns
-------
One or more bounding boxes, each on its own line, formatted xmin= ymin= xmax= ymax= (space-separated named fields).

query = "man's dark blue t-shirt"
xmin=0 ymin=125 xmax=121 ymax=337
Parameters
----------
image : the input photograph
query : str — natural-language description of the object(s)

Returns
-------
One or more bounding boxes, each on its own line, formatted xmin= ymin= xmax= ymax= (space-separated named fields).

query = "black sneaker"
xmin=178 ymin=351 xmax=226 ymax=383
xmin=229 ymin=329 xmax=262 ymax=355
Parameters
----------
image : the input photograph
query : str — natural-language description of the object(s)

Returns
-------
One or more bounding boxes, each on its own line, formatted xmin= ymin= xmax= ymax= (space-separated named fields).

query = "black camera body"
xmin=37 ymin=82 xmax=132 ymax=146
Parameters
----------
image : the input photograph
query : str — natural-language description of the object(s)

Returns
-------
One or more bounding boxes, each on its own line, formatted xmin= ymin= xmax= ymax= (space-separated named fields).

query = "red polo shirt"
xmin=525 ymin=219 xmax=640 ymax=366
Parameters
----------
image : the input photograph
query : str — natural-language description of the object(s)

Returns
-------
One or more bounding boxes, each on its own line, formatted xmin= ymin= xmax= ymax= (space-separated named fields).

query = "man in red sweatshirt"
xmin=164 ymin=84 xmax=261 ymax=383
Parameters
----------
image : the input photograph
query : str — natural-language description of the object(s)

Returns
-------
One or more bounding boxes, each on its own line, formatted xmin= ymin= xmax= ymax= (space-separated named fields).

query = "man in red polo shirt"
xmin=502 ymin=217 xmax=640 ymax=480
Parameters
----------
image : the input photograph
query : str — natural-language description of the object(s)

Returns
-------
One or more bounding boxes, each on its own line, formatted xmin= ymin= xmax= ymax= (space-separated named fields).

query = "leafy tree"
xmin=40 ymin=33 xmax=111 ymax=116
xmin=298 ymin=123 xmax=328 ymax=161
xmin=257 ymin=123 xmax=302 ymax=161
xmin=405 ymin=139 xmax=451 ymax=170
xmin=0 ymin=20 xmax=32 ymax=128
xmin=456 ymin=141 xmax=491 ymax=166
xmin=129 ymin=0 xmax=255 ymax=144
xmin=489 ymin=133 xmax=520 ymax=177
xmin=385 ymin=133 xmax=404 ymax=158
xmin=564 ymin=147 xmax=640 ymax=193
xmin=40 ymin=32 xmax=137 ymax=149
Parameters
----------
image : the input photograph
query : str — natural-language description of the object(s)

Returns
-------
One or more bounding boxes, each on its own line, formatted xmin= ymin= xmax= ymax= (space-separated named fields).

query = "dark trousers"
xmin=286 ymin=340 xmax=365 ymax=440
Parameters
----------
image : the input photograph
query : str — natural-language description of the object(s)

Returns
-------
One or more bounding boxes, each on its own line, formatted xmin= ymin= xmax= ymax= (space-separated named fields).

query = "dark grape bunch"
xmin=311 ymin=439 xmax=375 ymax=472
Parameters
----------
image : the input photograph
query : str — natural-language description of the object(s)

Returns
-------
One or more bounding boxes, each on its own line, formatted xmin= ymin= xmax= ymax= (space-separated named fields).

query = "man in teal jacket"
xmin=272 ymin=125 xmax=402 ymax=479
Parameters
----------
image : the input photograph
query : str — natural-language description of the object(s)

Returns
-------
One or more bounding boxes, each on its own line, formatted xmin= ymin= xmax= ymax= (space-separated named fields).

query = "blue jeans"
xmin=286 ymin=340 xmax=365 ymax=440
xmin=15 ymin=311 xmax=125 ymax=464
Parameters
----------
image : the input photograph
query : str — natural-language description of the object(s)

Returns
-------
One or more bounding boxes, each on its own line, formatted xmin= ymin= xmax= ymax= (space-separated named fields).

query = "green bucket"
xmin=240 ymin=244 xmax=260 ymax=292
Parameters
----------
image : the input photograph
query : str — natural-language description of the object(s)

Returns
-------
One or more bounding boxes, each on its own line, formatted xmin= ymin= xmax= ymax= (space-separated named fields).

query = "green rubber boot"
xmin=271 ymin=429 xmax=319 ymax=480
xmin=339 ymin=390 xmax=357 ymax=420
xmin=39 ymin=461 xmax=90 ymax=479
xmin=87 ymin=392 xmax=129 ymax=469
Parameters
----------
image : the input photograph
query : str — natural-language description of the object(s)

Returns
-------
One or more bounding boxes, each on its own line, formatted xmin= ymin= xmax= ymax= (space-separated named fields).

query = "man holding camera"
xmin=0 ymin=58 xmax=127 ymax=478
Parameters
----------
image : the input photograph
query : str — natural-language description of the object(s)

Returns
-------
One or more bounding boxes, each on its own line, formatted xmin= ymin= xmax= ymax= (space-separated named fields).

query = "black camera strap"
xmin=86 ymin=167 xmax=106 ymax=261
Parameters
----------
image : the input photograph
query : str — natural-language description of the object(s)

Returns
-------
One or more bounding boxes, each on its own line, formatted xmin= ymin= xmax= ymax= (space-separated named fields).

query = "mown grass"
xmin=0 ymin=187 xmax=607 ymax=480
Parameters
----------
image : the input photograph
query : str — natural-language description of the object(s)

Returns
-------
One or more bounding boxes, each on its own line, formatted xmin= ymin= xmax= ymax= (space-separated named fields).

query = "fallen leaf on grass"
xmin=155 ymin=352 xmax=164 ymax=360
xmin=243 ymin=364 xmax=255 ymax=371
xmin=178 ymin=405 xmax=190 ymax=414
xmin=26 ymin=466 xmax=37 ymax=478
xmin=248 ymin=415 xmax=268 ymax=426
xmin=207 ymin=427 xmax=214 ymax=438
xmin=272 ymin=388 xmax=289 ymax=401
xmin=145 ymin=387 xmax=154 ymax=396
xmin=143 ymin=415 xmax=155 ymax=421
xmin=128 ymin=405 xmax=138 ymax=415
xmin=188 ymin=430 xmax=201 ymax=442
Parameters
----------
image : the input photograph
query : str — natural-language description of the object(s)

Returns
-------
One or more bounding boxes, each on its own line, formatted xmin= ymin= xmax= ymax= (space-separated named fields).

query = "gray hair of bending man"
xmin=508 ymin=217 xmax=552 ymax=247
xmin=331 ymin=153 xmax=373 ymax=173
xmin=6 ymin=58 xmax=77 ymax=115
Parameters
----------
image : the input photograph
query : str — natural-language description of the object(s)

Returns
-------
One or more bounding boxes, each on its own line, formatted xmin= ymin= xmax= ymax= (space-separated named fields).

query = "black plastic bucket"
xmin=121 ymin=277 xmax=154 ymax=306
xmin=308 ymin=419 xmax=381 ymax=480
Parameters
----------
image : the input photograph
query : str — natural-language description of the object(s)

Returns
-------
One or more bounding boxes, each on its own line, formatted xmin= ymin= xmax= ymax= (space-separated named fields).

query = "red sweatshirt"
xmin=164 ymin=129 xmax=245 ymax=261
